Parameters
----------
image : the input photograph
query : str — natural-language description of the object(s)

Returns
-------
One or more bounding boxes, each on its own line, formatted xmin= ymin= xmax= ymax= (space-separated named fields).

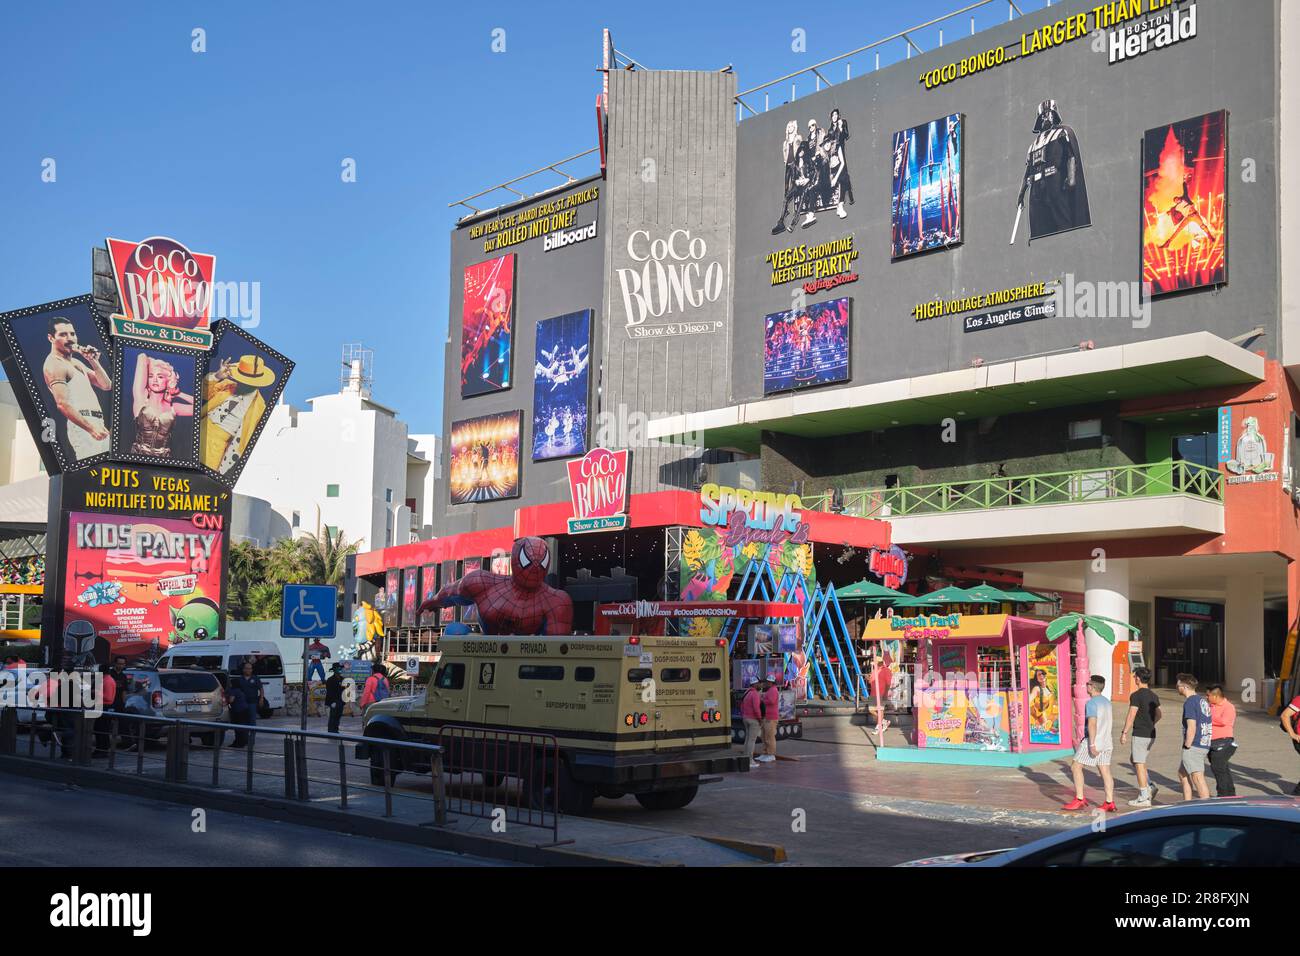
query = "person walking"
xmin=755 ymin=675 xmax=779 ymax=763
xmin=1176 ymin=673 xmax=1212 ymax=801
xmin=306 ymin=639 xmax=331 ymax=683
xmin=741 ymin=677 xmax=764 ymax=770
xmin=359 ymin=662 xmax=389 ymax=713
xmin=1282 ymin=692 xmax=1300 ymax=795
xmin=1204 ymin=683 xmax=1237 ymax=797
xmin=324 ymin=662 xmax=345 ymax=735
xmin=869 ymin=649 xmax=892 ymax=747
xmin=227 ymin=659 xmax=265 ymax=749
xmin=1121 ymin=666 xmax=1162 ymax=807
xmin=1063 ymin=675 xmax=1116 ymax=812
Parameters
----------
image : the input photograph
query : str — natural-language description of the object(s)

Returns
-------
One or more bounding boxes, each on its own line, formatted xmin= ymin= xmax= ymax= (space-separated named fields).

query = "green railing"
xmin=803 ymin=461 xmax=1224 ymax=519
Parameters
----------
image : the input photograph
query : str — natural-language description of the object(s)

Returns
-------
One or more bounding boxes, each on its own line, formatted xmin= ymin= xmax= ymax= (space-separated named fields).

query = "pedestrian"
xmin=93 ymin=665 xmax=118 ymax=756
xmin=757 ymin=675 xmax=779 ymax=763
xmin=1175 ymin=672 xmax=1212 ymax=801
xmin=1063 ymin=675 xmax=1116 ymax=812
xmin=325 ymin=662 xmax=345 ymax=735
xmin=227 ymin=659 xmax=265 ymax=748
xmin=869 ymin=648 xmax=892 ymax=746
xmin=1121 ymin=665 xmax=1162 ymax=807
xmin=1281 ymin=692 xmax=1300 ymax=795
xmin=1204 ymin=683 xmax=1237 ymax=798
xmin=741 ymin=677 xmax=763 ymax=770
xmin=306 ymin=638 xmax=331 ymax=683
xmin=359 ymin=662 xmax=389 ymax=712
xmin=107 ymin=655 xmax=129 ymax=712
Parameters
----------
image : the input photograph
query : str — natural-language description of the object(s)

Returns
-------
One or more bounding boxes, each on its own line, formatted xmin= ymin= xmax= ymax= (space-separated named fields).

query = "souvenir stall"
xmin=862 ymin=611 xmax=1076 ymax=767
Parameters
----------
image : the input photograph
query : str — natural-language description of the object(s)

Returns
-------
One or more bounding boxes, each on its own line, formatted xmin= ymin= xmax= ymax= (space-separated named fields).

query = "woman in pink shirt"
xmin=741 ymin=678 xmax=765 ymax=769
xmin=1204 ymin=683 xmax=1237 ymax=797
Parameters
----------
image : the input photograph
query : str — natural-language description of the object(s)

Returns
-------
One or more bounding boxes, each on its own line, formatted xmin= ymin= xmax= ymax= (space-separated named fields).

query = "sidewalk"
xmin=773 ymin=687 xmax=1300 ymax=813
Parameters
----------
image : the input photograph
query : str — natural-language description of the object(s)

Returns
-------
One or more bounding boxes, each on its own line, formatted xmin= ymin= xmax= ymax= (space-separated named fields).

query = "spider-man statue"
xmin=418 ymin=537 xmax=573 ymax=636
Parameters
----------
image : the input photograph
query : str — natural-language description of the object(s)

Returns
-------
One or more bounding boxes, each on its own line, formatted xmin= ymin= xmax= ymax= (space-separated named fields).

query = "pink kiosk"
xmin=863 ymin=613 xmax=1076 ymax=767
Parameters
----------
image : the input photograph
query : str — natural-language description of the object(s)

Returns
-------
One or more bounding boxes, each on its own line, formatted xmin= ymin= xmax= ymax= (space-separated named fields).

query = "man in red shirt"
xmin=1282 ymin=694 xmax=1300 ymax=796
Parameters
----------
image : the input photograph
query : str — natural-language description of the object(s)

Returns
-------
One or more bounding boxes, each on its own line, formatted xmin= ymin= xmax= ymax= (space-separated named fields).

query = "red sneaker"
xmin=1062 ymin=797 xmax=1089 ymax=811
xmin=1100 ymin=801 xmax=1117 ymax=813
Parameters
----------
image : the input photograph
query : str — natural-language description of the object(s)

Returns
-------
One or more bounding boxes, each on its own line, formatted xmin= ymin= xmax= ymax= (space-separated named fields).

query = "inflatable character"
xmin=418 ymin=537 xmax=573 ymax=636
xmin=169 ymin=596 xmax=221 ymax=643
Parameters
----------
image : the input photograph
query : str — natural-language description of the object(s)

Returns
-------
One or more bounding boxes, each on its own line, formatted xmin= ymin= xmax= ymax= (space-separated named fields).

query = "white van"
xmin=156 ymin=641 xmax=286 ymax=712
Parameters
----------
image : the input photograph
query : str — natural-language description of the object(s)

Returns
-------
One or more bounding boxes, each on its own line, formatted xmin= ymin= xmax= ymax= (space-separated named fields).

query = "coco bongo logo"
xmin=617 ymin=229 xmax=726 ymax=339
xmin=566 ymin=447 xmax=630 ymax=534
xmin=106 ymin=236 xmax=216 ymax=348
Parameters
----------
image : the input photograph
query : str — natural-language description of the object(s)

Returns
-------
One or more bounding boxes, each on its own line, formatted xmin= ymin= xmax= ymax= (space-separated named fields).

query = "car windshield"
xmin=159 ymin=673 xmax=219 ymax=693
xmin=229 ymin=655 xmax=283 ymax=677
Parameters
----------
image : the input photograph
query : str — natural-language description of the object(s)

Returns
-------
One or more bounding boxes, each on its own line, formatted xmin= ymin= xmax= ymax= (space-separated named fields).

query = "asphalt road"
xmin=0 ymin=772 xmax=505 ymax=868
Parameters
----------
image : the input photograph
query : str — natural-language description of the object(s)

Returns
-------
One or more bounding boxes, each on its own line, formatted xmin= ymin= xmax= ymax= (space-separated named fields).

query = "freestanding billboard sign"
xmin=0 ymin=238 xmax=294 ymax=667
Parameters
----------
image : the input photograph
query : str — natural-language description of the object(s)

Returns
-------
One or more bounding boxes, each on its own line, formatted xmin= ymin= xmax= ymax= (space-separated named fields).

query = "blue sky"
xmin=0 ymin=0 xmax=1039 ymax=433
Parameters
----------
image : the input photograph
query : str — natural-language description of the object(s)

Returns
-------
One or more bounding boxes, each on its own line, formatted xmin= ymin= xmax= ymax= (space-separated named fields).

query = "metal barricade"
xmin=437 ymin=724 xmax=561 ymax=844
xmin=1 ymin=707 xmax=446 ymax=827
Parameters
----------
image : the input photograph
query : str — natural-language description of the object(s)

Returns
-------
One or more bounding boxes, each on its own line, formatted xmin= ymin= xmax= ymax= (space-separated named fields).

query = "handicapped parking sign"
xmin=280 ymin=584 xmax=338 ymax=638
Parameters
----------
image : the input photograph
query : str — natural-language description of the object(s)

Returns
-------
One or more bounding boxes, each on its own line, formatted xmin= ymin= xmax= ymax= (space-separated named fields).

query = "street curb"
xmin=0 ymin=755 xmax=651 ymax=867
xmin=699 ymin=835 xmax=788 ymax=863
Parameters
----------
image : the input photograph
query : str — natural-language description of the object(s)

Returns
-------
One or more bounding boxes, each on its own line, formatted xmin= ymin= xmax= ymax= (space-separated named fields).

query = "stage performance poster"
xmin=449 ymin=411 xmax=522 ymax=504
xmin=460 ymin=255 xmax=515 ymax=398
xmin=532 ymin=310 xmax=590 ymax=461
xmin=890 ymin=113 xmax=963 ymax=259
xmin=763 ymin=297 xmax=850 ymax=396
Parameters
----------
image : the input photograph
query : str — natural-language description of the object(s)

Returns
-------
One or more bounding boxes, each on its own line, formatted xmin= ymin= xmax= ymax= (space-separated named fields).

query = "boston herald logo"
xmin=1109 ymin=1 xmax=1197 ymax=64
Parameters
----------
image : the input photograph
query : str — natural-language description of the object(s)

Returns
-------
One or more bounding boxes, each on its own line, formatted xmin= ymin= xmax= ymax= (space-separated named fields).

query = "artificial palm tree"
xmin=1045 ymin=612 xmax=1141 ymax=740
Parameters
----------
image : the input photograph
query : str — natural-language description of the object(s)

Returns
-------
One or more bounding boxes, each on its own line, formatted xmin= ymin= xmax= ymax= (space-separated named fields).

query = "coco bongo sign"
xmin=566 ymin=447 xmax=630 ymax=534
xmin=106 ymin=236 xmax=216 ymax=349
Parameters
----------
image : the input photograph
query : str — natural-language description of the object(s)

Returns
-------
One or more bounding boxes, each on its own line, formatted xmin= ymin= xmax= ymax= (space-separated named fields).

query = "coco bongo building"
xmin=354 ymin=0 xmax=1300 ymax=704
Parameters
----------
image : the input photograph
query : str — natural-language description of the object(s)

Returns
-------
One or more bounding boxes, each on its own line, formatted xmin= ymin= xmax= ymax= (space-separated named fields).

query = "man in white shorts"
xmin=1063 ymin=675 xmax=1116 ymax=812
xmin=43 ymin=316 xmax=111 ymax=461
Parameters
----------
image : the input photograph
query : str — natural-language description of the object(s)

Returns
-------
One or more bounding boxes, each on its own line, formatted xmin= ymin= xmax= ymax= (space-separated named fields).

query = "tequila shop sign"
xmin=699 ymin=483 xmax=810 ymax=548
xmin=566 ymin=447 xmax=629 ymax=534
xmin=106 ymin=236 xmax=216 ymax=349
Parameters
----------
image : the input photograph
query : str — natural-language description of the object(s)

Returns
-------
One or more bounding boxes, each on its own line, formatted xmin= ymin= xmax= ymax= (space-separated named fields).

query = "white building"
xmin=236 ymin=371 xmax=438 ymax=551
xmin=0 ymin=380 xmax=44 ymax=486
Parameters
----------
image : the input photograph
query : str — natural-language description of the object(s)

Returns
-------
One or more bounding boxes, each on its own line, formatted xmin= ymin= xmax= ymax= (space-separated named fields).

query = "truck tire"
xmin=634 ymin=785 xmax=699 ymax=811
xmin=480 ymin=771 xmax=506 ymax=788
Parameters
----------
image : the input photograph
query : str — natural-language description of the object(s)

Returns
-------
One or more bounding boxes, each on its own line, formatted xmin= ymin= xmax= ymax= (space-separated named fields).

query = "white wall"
xmin=0 ymin=381 xmax=44 ymax=485
xmin=237 ymin=388 xmax=411 ymax=552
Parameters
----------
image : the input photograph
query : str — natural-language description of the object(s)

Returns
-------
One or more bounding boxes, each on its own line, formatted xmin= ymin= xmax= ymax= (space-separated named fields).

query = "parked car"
xmin=156 ymin=641 xmax=285 ymax=712
xmin=897 ymin=797 xmax=1300 ymax=867
xmin=118 ymin=668 xmax=229 ymax=747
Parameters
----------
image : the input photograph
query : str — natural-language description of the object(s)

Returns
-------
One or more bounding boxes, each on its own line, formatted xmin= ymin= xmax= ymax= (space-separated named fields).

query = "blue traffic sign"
xmin=280 ymin=584 xmax=338 ymax=638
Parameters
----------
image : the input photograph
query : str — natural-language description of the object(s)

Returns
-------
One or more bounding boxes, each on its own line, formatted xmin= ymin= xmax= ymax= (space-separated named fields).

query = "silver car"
xmin=898 ymin=797 xmax=1300 ymax=867
xmin=119 ymin=668 xmax=229 ymax=746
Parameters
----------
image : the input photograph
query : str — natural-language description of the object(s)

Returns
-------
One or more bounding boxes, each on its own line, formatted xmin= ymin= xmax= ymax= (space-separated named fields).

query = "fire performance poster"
xmin=1142 ymin=109 xmax=1227 ymax=296
xmin=62 ymin=511 xmax=225 ymax=661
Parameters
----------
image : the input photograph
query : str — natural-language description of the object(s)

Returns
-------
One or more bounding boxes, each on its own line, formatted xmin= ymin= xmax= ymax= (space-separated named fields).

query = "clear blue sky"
xmin=0 ymin=0 xmax=1037 ymax=433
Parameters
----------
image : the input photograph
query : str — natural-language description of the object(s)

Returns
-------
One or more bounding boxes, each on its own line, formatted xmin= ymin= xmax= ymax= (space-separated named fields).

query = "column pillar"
xmin=1224 ymin=573 xmax=1265 ymax=701
xmin=1084 ymin=558 xmax=1130 ymax=700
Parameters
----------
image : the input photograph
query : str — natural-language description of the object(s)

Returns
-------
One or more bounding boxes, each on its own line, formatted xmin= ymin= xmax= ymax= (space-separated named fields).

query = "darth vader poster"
xmin=1010 ymin=99 xmax=1091 ymax=244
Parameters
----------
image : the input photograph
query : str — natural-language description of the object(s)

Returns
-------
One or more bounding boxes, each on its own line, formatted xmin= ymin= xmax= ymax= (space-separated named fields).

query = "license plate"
xmin=184 ymin=704 xmax=203 ymax=712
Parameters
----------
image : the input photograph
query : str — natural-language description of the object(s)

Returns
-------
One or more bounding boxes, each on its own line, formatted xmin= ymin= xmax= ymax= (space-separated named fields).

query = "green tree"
xmin=297 ymin=528 xmax=361 ymax=615
xmin=246 ymin=581 xmax=284 ymax=621
xmin=227 ymin=540 xmax=266 ymax=620
xmin=264 ymin=537 xmax=309 ymax=586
